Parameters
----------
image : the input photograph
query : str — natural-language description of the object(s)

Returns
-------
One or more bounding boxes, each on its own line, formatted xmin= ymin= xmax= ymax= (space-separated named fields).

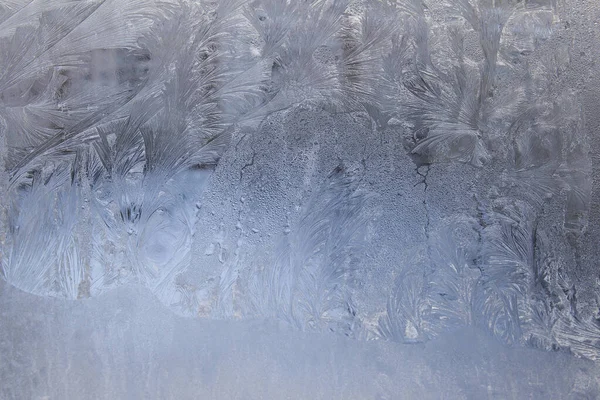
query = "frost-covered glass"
xmin=1 ymin=0 xmax=599 ymax=398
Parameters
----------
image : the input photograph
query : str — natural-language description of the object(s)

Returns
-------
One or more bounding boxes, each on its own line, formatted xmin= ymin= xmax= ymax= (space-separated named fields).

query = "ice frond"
xmin=7 ymin=87 xmax=141 ymax=183
xmin=424 ymin=219 xmax=481 ymax=335
xmin=140 ymin=113 xmax=230 ymax=182
xmin=555 ymin=315 xmax=600 ymax=361
xmin=0 ymin=0 xmax=171 ymax=182
xmin=561 ymin=140 xmax=592 ymax=234
xmin=0 ymin=0 xmax=164 ymax=90
xmin=248 ymin=164 xmax=371 ymax=334
xmin=379 ymin=218 xmax=481 ymax=342
xmin=477 ymin=7 xmax=511 ymax=102
xmin=378 ymin=266 xmax=429 ymax=343
xmin=0 ymin=0 xmax=32 ymax=23
xmin=410 ymin=123 xmax=488 ymax=165
xmin=502 ymin=106 xmax=566 ymax=208
xmin=243 ymin=0 xmax=299 ymax=58
xmin=1 ymin=162 xmax=88 ymax=299
xmin=257 ymin=0 xmax=348 ymax=109
xmin=382 ymin=0 xmax=426 ymax=18
xmin=51 ymin=0 xmax=171 ymax=56
xmin=474 ymin=199 xmax=537 ymax=344
xmin=555 ymin=96 xmax=592 ymax=234
xmin=335 ymin=7 xmax=398 ymax=110
xmin=294 ymin=167 xmax=371 ymax=332
xmin=454 ymin=0 xmax=479 ymax=28
xmin=397 ymin=0 xmax=519 ymax=166
xmin=401 ymin=60 xmax=491 ymax=165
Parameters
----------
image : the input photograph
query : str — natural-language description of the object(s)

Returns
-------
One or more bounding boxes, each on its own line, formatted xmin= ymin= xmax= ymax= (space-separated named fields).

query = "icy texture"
xmin=0 ymin=0 xmax=599 ymax=396
xmin=2 ymin=279 xmax=600 ymax=399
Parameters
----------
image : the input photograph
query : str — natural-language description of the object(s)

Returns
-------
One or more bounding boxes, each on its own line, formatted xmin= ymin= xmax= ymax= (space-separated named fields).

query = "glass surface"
xmin=1 ymin=0 xmax=599 ymax=398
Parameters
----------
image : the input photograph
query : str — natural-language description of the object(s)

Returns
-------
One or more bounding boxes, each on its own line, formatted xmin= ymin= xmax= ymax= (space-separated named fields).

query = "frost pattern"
xmin=0 ymin=0 xmax=597 ymax=361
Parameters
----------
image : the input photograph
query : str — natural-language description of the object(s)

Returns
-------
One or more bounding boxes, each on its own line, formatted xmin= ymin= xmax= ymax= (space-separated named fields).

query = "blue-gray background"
xmin=1 ymin=0 xmax=599 ymax=398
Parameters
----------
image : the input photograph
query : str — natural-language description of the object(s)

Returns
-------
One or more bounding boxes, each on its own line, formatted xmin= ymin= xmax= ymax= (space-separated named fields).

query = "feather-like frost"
xmin=247 ymin=165 xmax=371 ymax=334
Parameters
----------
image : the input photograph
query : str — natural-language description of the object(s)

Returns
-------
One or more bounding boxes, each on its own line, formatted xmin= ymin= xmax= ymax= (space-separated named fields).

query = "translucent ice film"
xmin=1 ymin=0 xmax=600 ymax=398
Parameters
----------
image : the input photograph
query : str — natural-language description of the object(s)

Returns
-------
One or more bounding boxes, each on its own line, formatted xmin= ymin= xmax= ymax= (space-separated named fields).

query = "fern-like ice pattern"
xmin=0 ymin=0 xmax=597 ymax=361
